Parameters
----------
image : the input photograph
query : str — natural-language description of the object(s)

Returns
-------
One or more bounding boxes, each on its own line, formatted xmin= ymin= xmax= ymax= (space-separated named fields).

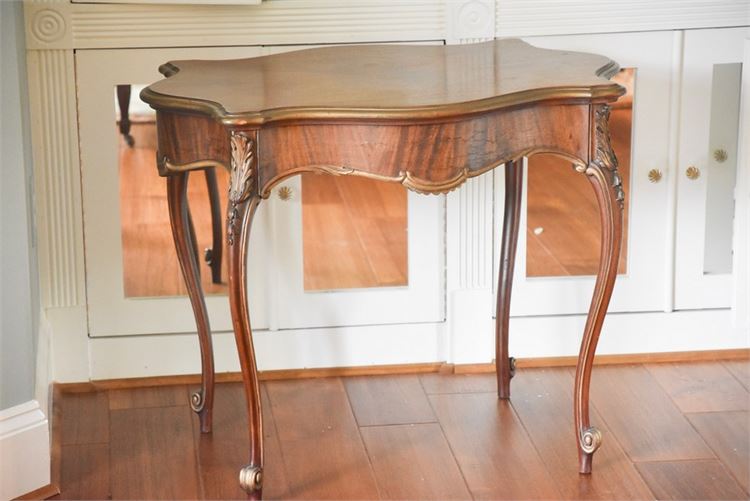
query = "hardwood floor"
xmin=52 ymin=361 xmax=749 ymax=500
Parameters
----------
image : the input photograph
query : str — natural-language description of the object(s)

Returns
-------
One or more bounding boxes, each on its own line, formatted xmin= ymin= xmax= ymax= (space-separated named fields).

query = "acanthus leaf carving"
xmin=590 ymin=104 xmax=625 ymax=209
xmin=227 ymin=131 xmax=256 ymax=245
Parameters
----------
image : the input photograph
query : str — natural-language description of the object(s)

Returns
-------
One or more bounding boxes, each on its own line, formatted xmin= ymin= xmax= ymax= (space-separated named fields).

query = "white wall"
xmin=0 ymin=1 xmax=50 ymax=498
xmin=1 ymin=0 xmax=37 ymax=411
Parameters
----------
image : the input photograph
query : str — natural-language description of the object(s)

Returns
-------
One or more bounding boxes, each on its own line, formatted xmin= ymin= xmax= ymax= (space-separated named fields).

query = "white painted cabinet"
xmin=23 ymin=0 xmax=749 ymax=382
xmin=675 ymin=28 xmax=748 ymax=310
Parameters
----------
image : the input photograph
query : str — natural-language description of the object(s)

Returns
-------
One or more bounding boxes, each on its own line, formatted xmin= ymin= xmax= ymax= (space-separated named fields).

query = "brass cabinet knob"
xmin=713 ymin=149 xmax=728 ymax=163
xmin=277 ymin=186 xmax=294 ymax=201
xmin=685 ymin=166 xmax=701 ymax=180
xmin=648 ymin=169 xmax=662 ymax=183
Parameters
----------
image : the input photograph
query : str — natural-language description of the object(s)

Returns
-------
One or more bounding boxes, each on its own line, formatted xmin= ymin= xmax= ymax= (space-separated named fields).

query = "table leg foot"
xmin=574 ymin=104 xmax=624 ymax=474
xmin=167 ymin=172 xmax=215 ymax=434
xmin=496 ymin=159 xmax=523 ymax=400
xmin=239 ymin=465 xmax=263 ymax=498
xmin=578 ymin=426 xmax=602 ymax=473
xmin=227 ymin=131 xmax=264 ymax=498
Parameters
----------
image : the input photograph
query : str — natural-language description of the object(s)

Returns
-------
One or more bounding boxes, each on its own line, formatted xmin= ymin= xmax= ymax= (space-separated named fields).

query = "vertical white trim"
xmin=0 ymin=400 xmax=51 ymax=500
xmin=26 ymin=48 xmax=85 ymax=309
xmin=664 ymin=30 xmax=684 ymax=312
xmin=34 ymin=310 xmax=52 ymax=417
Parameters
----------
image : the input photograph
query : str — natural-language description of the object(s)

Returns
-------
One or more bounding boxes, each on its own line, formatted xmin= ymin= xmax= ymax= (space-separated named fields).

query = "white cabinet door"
xmin=495 ymin=31 xmax=675 ymax=316
xmin=675 ymin=28 xmax=747 ymax=310
xmin=77 ymin=46 xmax=271 ymax=337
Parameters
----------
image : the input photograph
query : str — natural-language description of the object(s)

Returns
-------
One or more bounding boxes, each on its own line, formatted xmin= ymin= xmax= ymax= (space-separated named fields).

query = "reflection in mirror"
xmin=525 ymin=68 xmax=634 ymax=277
xmin=117 ymin=84 xmax=229 ymax=298
xmin=703 ymin=63 xmax=741 ymax=275
xmin=301 ymin=174 xmax=408 ymax=291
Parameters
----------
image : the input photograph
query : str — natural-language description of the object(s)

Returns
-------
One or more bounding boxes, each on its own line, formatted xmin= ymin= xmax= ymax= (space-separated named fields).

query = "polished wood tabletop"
xmin=141 ymin=39 xmax=624 ymax=124
xmin=142 ymin=39 xmax=626 ymax=499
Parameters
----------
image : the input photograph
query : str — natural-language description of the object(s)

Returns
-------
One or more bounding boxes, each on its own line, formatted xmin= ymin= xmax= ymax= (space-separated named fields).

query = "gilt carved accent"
xmin=227 ymin=131 xmax=256 ymax=245
xmin=190 ymin=390 xmax=205 ymax=413
xmin=589 ymin=104 xmax=625 ymax=209
xmin=239 ymin=465 xmax=263 ymax=494
xmin=579 ymin=426 xmax=603 ymax=454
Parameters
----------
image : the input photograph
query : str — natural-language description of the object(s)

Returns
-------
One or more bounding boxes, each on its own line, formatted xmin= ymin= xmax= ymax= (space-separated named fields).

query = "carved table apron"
xmin=141 ymin=39 xmax=625 ymax=498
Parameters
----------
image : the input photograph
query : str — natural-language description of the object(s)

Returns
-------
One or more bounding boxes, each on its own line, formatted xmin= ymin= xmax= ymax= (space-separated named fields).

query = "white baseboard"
xmin=89 ymin=322 xmax=447 ymax=380
xmin=83 ymin=307 xmax=749 ymax=382
xmin=0 ymin=400 xmax=50 ymax=500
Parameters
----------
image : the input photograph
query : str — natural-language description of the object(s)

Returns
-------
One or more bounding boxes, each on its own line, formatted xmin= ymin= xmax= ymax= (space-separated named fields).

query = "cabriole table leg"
xmin=204 ymin=167 xmax=223 ymax=284
xmin=495 ymin=159 xmax=523 ymax=399
xmin=167 ymin=171 xmax=215 ymax=433
xmin=574 ymin=104 xmax=624 ymax=473
xmin=226 ymin=131 xmax=264 ymax=499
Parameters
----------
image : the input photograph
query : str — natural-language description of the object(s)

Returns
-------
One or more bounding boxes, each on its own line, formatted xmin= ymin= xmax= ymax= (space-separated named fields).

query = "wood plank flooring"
xmin=52 ymin=361 xmax=749 ymax=500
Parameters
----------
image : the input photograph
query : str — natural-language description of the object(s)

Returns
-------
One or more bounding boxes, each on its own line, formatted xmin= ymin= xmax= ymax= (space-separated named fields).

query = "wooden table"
xmin=141 ymin=39 xmax=625 ymax=498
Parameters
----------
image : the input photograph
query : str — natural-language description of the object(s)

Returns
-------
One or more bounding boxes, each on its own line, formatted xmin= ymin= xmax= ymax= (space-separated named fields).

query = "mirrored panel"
xmin=703 ymin=63 xmax=741 ymax=275
xmin=117 ymin=84 xmax=229 ymax=298
xmin=301 ymin=174 xmax=408 ymax=291
xmin=526 ymin=68 xmax=634 ymax=277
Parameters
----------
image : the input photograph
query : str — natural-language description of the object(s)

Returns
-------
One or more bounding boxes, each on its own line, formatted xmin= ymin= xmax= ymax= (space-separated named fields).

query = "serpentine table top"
xmin=141 ymin=38 xmax=624 ymax=124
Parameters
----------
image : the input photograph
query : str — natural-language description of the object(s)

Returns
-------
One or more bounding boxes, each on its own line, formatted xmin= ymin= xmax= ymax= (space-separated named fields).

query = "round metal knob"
xmin=713 ymin=149 xmax=728 ymax=163
xmin=685 ymin=166 xmax=700 ymax=180
xmin=647 ymin=169 xmax=662 ymax=183
xmin=277 ymin=186 xmax=294 ymax=201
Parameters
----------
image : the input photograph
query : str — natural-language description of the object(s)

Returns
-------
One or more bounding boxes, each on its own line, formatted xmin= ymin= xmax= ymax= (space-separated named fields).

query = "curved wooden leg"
xmin=204 ymin=168 xmax=223 ymax=284
xmin=116 ymin=84 xmax=134 ymax=147
xmin=226 ymin=131 xmax=263 ymax=499
xmin=187 ymin=205 xmax=201 ymax=280
xmin=496 ymin=159 xmax=523 ymax=399
xmin=167 ymin=172 xmax=215 ymax=434
xmin=575 ymin=104 xmax=624 ymax=474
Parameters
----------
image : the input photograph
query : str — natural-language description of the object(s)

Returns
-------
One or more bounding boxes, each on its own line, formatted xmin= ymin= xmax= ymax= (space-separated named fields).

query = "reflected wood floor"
xmin=53 ymin=361 xmax=749 ymax=500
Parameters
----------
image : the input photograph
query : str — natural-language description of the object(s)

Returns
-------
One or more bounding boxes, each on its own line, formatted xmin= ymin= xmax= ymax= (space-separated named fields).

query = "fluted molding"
xmin=455 ymin=174 xmax=495 ymax=289
xmin=496 ymin=0 xmax=750 ymax=37
xmin=445 ymin=4 xmax=496 ymax=290
xmin=26 ymin=49 xmax=84 ymax=308
xmin=25 ymin=0 xmax=444 ymax=50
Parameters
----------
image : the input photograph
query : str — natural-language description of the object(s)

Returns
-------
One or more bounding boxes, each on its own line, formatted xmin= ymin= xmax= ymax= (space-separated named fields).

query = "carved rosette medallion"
xmin=227 ymin=131 xmax=256 ymax=245
xmin=590 ymin=105 xmax=625 ymax=209
xmin=31 ymin=9 xmax=66 ymax=44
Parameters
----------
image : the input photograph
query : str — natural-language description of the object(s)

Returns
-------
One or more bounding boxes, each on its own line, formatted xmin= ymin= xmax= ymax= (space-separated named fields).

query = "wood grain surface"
xmin=588 ymin=365 xmax=715 ymax=462
xmin=635 ymin=460 xmax=747 ymax=500
xmin=141 ymin=40 xmax=623 ymax=124
xmin=50 ymin=361 xmax=749 ymax=500
xmin=511 ymin=368 xmax=654 ymax=500
xmin=120 ymin=118 xmax=622 ymax=296
xmin=360 ymin=423 xmax=471 ymax=500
